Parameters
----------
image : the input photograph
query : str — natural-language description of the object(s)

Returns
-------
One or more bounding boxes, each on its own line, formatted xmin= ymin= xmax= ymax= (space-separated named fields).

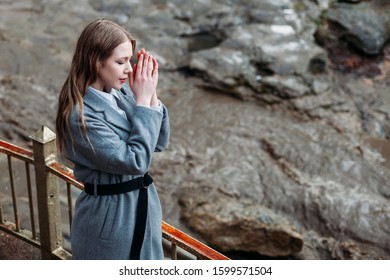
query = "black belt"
xmin=84 ymin=173 xmax=153 ymax=260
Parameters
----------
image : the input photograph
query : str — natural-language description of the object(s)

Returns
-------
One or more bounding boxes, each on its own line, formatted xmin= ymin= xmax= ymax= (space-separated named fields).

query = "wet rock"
xmin=179 ymin=186 xmax=303 ymax=257
xmin=326 ymin=2 xmax=390 ymax=55
xmin=295 ymin=230 xmax=387 ymax=260
xmin=88 ymin=0 xmax=136 ymax=14
xmin=0 ymin=75 xmax=57 ymax=143
xmin=187 ymin=22 xmax=330 ymax=106
xmin=154 ymin=76 xmax=390 ymax=259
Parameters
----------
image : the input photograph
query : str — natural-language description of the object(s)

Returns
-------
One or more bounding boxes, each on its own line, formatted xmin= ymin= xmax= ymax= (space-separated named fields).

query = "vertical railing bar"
xmin=25 ymin=162 xmax=37 ymax=239
xmin=7 ymin=155 xmax=20 ymax=231
xmin=66 ymin=182 xmax=73 ymax=232
xmin=171 ymin=243 xmax=177 ymax=260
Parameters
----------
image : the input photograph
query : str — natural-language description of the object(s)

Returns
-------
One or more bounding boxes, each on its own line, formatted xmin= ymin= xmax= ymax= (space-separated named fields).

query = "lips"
xmin=119 ymin=78 xmax=127 ymax=83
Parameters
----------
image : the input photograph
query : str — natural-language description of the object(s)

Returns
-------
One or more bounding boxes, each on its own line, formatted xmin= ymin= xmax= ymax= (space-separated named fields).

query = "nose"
xmin=124 ymin=60 xmax=132 ymax=74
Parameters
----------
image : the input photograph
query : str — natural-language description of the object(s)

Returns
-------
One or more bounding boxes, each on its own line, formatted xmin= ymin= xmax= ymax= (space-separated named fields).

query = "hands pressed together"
xmin=129 ymin=48 xmax=159 ymax=107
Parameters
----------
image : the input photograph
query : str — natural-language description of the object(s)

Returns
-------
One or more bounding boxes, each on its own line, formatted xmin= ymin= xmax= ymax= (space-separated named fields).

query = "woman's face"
xmin=92 ymin=39 xmax=133 ymax=92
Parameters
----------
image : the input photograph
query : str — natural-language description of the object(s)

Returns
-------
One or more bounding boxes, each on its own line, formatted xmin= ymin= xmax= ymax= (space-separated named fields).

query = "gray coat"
xmin=65 ymin=84 xmax=170 ymax=259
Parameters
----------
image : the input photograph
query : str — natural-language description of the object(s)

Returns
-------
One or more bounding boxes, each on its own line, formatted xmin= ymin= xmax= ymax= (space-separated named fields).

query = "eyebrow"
xmin=116 ymin=55 xmax=132 ymax=60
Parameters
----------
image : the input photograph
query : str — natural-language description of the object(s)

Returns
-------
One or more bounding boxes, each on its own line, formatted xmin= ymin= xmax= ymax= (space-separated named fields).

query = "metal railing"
xmin=0 ymin=126 xmax=229 ymax=260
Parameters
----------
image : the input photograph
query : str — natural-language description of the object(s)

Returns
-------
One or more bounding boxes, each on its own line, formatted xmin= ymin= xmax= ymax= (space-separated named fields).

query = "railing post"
xmin=30 ymin=126 xmax=63 ymax=259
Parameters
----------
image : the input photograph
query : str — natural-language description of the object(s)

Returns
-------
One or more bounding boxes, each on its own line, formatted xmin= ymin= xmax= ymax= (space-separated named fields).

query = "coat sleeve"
xmin=66 ymin=105 xmax=162 ymax=176
xmin=154 ymin=102 xmax=170 ymax=152
xmin=121 ymin=83 xmax=170 ymax=152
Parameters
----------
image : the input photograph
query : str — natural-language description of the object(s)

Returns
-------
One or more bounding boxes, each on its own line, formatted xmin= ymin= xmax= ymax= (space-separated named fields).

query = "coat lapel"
xmin=115 ymin=88 xmax=136 ymax=122
xmin=83 ymin=87 xmax=130 ymax=132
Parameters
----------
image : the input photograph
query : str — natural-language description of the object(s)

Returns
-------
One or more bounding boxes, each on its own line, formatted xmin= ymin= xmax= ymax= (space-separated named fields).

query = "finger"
xmin=135 ymin=51 xmax=141 ymax=74
xmin=138 ymin=48 xmax=145 ymax=59
xmin=132 ymin=63 xmax=137 ymax=77
xmin=129 ymin=65 xmax=135 ymax=87
xmin=151 ymin=57 xmax=156 ymax=76
xmin=152 ymin=57 xmax=158 ymax=70
xmin=142 ymin=53 xmax=149 ymax=76
xmin=137 ymin=54 xmax=144 ymax=78
xmin=152 ymin=57 xmax=158 ymax=77
xmin=148 ymin=55 xmax=154 ymax=76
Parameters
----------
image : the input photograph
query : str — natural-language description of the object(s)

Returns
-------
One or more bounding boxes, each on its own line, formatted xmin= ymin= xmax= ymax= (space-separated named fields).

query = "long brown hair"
xmin=56 ymin=19 xmax=136 ymax=154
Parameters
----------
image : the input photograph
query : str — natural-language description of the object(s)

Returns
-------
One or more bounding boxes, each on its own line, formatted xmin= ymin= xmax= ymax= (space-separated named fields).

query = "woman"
xmin=56 ymin=19 xmax=170 ymax=260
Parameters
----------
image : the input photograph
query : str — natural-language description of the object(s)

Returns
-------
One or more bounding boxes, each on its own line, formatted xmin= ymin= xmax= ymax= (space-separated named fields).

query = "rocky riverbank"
xmin=0 ymin=0 xmax=389 ymax=259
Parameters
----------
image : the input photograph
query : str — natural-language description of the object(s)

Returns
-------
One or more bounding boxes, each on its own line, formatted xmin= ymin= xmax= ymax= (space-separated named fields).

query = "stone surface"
xmin=179 ymin=186 xmax=303 ymax=256
xmin=327 ymin=2 xmax=390 ymax=55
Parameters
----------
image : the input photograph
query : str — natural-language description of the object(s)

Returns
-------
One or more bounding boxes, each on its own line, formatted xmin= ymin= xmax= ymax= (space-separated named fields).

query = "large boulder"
xmin=179 ymin=186 xmax=303 ymax=256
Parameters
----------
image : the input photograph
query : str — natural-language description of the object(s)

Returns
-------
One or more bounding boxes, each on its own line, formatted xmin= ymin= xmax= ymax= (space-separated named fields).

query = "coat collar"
xmin=83 ymin=86 xmax=131 ymax=131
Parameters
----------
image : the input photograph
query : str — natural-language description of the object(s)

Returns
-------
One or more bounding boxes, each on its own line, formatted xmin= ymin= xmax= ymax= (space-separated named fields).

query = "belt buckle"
xmin=141 ymin=176 xmax=149 ymax=189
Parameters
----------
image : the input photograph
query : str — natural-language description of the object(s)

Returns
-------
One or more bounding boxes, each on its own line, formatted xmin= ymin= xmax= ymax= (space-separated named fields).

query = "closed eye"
xmin=117 ymin=56 xmax=132 ymax=65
